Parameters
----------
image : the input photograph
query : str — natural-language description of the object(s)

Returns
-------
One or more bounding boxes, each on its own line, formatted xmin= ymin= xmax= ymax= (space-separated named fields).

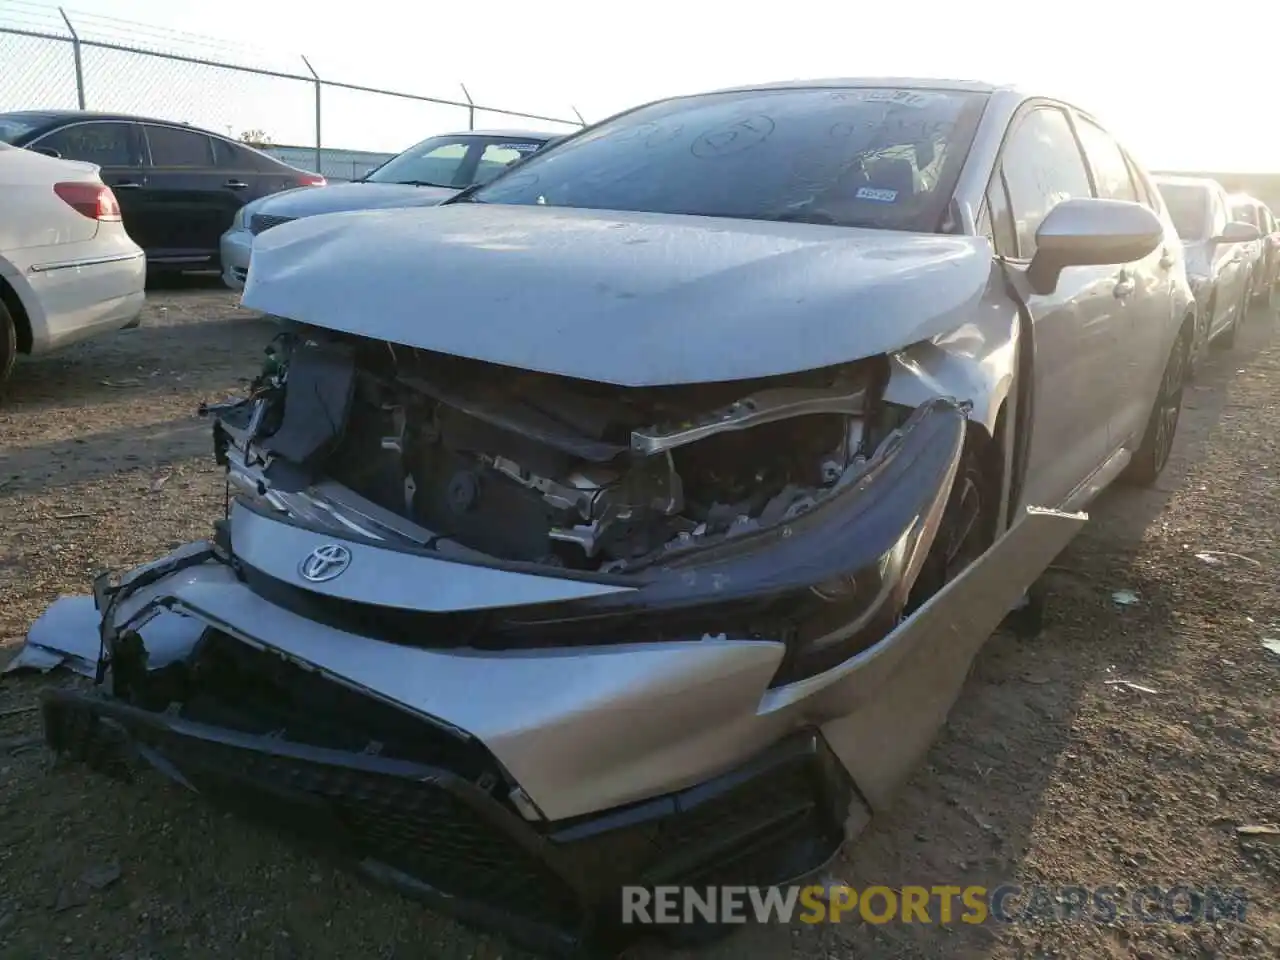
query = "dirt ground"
xmin=1 ymin=286 xmax=1277 ymax=960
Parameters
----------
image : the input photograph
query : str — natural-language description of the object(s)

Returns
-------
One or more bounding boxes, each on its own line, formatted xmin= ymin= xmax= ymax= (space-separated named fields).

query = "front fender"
xmin=880 ymin=265 xmax=1019 ymax=438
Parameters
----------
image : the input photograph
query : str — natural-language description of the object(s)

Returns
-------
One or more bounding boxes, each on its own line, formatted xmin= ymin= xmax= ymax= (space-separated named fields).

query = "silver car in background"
xmin=219 ymin=129 xmax=557 ymax=290
xmin=1228 ymin=193 xmax=1277 ymax=301
xmin=1155 ymin=175 xmax=1261 ymax=353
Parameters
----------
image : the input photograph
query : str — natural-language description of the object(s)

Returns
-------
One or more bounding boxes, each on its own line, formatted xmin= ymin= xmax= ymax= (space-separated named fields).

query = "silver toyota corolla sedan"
xmin=24 ymin=78 xmax=1197 ymax=957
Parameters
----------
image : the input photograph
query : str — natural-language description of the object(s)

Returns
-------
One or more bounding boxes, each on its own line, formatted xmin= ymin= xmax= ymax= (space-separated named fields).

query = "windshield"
xmin=470 ymin=86 xmax=987 ymax=231
xmin=1157 ymin=183 xmax=1209 ymax=240
xmin=366 ymin=134 xmax=545 ymax=188
xmin=0 ymin=114 xmax=46 ymax=144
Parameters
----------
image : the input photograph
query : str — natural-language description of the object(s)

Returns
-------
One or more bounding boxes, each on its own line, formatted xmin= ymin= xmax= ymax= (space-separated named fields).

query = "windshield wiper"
xmin=396 ymin=179 xmax=453 ymax=188
xmin=766 ymin=209 xmax=842 ymax=226
xmin=445 ymin=181 xmax=489 ymax=204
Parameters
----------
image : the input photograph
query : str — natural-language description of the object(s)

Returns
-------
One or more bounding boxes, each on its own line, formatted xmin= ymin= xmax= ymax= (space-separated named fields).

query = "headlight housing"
xmin=230 ymin=203 xmax=254 ymax=232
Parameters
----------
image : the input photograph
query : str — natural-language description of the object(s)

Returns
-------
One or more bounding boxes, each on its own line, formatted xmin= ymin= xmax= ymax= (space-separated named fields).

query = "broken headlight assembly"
xmin=462 ymin=398 xmax=965 ymax=687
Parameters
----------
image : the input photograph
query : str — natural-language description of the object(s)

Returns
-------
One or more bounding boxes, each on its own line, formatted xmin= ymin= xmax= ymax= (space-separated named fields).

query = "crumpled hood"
xmin=253 ymin=180 xmax=457 ymax=219
xmin=242 ymin=204 xmax=993 ymax=386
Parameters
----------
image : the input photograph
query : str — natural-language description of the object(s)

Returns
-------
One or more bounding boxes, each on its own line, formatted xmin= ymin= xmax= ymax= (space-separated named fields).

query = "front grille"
xmin=44 ymin=677 xmax=861 ymax=956
xmin=157 ymin=734 xmax=581 ymax=926
xmin=43 ymin=691 xmax=584 ymax=933
xmin=250 ymin=213 xmax=296 ymax=235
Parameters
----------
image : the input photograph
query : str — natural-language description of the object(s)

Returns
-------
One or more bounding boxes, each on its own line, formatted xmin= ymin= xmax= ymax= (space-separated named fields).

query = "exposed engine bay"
xmin=208 ymin=327 xmax=906 ymax=574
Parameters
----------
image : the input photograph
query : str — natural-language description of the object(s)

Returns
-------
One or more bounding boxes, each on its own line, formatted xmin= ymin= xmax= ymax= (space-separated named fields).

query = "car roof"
xmin=706 ymin=76 xmax=1002 ymax=96
xmin=1 ymin=109 xmax=233 ymax=137
xmin=450 ymin=128 xmax=557 ymax=140
xmin=1152 ymin=174 xmax=1223 ymax=192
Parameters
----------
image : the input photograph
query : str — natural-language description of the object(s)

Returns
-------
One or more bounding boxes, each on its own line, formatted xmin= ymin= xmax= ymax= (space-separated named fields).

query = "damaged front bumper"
xmin=43 ymin=689 xmax=851 ymax=956
xmin=25 ymin=396 xmax=1086 ymax=956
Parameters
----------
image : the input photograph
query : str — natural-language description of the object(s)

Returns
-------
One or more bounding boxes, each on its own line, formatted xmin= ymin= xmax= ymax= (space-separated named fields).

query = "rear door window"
xmin=1121 ymin=149 xmax=1161 ymax=212
xmin=1074 ymin=117 xmax=1139 ymax=203
xmin=212 ymin=137 xmax=253 ymax=169
xmin=222 ymin=140 xmax=296 ymax=173
xmin=144 ymin=125 xmax=215 ymax=167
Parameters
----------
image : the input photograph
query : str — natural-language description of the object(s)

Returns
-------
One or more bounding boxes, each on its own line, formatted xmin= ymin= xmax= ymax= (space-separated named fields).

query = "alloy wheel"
xmin=1151 ymin=330 xmax=1188 ymax=474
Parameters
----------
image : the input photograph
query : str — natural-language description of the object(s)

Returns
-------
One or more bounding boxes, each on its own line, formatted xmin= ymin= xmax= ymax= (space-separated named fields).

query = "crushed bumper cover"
xmin=43 ymin=685 xmax=854 ymax=957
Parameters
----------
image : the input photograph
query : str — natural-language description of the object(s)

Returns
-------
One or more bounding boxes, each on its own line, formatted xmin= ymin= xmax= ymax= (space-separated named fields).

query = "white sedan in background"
xmin=0 ymin=142 xmax=145 ymax=383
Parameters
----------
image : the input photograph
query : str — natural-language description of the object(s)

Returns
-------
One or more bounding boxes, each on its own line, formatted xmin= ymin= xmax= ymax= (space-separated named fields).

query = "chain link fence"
xmin=0 ymin=2 xmax=583 ymax=173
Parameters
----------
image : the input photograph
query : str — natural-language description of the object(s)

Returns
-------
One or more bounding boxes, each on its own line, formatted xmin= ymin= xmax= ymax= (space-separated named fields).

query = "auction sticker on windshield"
xmin=856 ymin=89 xmax=936 ymax=108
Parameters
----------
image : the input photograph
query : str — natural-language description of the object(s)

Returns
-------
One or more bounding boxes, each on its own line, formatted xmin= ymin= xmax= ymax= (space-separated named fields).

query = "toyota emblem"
xmin=299 ymin=543 xmax=352 ymax=582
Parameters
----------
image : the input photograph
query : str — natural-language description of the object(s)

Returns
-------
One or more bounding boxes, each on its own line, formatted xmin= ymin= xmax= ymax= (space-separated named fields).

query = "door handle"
xmin=1159 ymin=249 xmax=1175 ymax=270
xmin=224 ymin=180 xmax=249 ymax=189
xmin=1113 ymin=274 xmax=1136 ymax=300
xmin=112 ymin=180 xmax=142 ymax=189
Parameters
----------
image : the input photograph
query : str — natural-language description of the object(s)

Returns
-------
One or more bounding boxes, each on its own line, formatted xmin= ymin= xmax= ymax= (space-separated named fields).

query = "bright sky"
xmin=3 ymin=0 xmax=1278 ymax=171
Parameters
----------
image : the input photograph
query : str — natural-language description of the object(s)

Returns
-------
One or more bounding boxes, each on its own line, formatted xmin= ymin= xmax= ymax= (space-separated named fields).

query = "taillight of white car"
xmin=53 ymin=181 xmax=123 ymax=222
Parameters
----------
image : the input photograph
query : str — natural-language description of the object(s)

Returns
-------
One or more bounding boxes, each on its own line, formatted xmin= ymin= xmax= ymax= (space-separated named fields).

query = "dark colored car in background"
xmin=0 ymin=110 xmax=325 ymax=273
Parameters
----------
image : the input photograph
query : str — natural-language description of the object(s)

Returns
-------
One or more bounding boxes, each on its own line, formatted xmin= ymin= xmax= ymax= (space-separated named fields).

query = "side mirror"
xmin=30 ymin=146 xmax=62 ymax=159
xmin=1027 ymin=198 xmax=1163 ymax=295
xmin=1211 ymin=220 xmax=1261 ymax=244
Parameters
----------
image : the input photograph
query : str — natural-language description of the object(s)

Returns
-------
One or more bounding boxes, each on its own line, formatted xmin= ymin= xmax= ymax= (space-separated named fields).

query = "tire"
xmin=1124 ymin=322 xmax=1190 ymax=486
xmin=1217 ymin=314 xmax=1238 ymax=348
xmin=1252 ymin=265 xmax=1274 ymax=304
xmin=0 ymin=297 xmax=17 ymax=385
xmin=1219 ymin=282 xmax=1248 ymax=348
xmin=1004 ymin=578 xmax=1049 ymax=638
xmin=907 ymin=440 xmax=994 ymax=612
